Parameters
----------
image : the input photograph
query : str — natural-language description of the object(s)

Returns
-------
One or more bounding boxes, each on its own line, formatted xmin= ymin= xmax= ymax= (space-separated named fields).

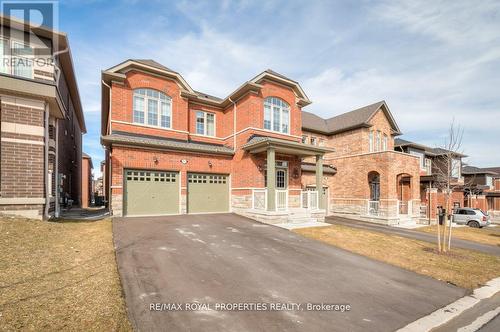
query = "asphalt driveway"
xmin=113 ymin=213 xmax=466 ymax=331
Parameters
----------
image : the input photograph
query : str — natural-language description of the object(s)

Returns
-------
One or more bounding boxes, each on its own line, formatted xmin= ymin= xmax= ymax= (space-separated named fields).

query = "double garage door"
xmin=124 ymin=170 xmax=229 ymax=216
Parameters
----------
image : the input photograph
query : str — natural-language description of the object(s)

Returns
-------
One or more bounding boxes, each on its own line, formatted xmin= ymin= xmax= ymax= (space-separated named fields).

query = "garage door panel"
xmin=125 ymin=170 xmax=179 ymax=216
xmin=187 ymin=173 xmax=229 ymax=213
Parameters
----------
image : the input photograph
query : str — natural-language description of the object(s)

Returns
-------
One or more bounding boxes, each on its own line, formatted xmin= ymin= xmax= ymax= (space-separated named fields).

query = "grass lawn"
xmin=418 ymin=225 xmax=500 ymax=247
xmin=0 ymin=216 xmax=131 ymax=331
xmin=295 ymin=225 xmax=500 ymax=290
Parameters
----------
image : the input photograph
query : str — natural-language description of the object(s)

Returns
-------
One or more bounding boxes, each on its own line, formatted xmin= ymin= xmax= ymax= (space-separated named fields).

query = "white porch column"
xmin=316 ymin=154 xmax=324 ymax=209
xmin=267 ymin=148 xmax=276 ymax=211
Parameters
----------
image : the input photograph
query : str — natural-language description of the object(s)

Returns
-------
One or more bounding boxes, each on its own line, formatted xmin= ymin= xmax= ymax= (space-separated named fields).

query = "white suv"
xmin=452 ymin=208 xmax=490 ymax=228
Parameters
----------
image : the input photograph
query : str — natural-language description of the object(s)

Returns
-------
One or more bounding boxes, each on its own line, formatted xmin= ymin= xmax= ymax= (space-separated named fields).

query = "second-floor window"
xmin=310 ymin=137 xmax=317 ymax=146
xmin=369 ymin=131 xmax=374 ymax=152
xmin=196 ymin=111 xmax=215 ymax=136
xmin=0 ymin=39 xmax=34 ymax=79
xmin=263 ymin=97 xmax=290 ymax=134
xmin=486 ymin=176 xmax=493 ymax=188
xmin=301 ymin=135 xmax=308 ymax=144
xmin=451 ymin=159 xmax=461 ymax=178
xmin=375 ymin=131 xmax=381 ymax=151
xmin=133 ymin=89 xmax=172 ymax=128
xmin=382 ymin=134 xmax=388 ymax=151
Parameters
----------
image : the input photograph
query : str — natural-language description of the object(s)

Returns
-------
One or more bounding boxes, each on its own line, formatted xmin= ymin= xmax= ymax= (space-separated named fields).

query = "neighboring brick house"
xmin=462 ymin=166 xmax=500 ymax=218
xmin=101 ymin=60 xmax=331 ymax=224
xmin=301 ymin=102 xmax=422 ymax=225
xmin=81 ymin=153 xmax=93 ymax=208
xmin=0 ymin=15 xmax=86 ymax=219
xmin=394 ymin=138 xmax=466 ymax=222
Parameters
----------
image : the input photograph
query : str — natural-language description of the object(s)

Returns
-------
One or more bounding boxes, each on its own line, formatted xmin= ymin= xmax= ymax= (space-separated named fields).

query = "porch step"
xmin=287 ymin=209 xmax=316 ymax=224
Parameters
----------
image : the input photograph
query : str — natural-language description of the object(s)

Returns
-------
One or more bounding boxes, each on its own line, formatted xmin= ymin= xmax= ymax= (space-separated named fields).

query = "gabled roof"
xmin=462 ymin=166 xmax=499 ymax=176
xmin=481 ymin=167 xmax=500 ymax=175
xmin=132 ymin=59 xmax=175 ymax=72
xmin=394 ymin=138 xmax=467 ymax=158
xmin=302 ymin=101 xmax=401 ymax=135
xmin=101 ymin=61 xmax=312 ymax=135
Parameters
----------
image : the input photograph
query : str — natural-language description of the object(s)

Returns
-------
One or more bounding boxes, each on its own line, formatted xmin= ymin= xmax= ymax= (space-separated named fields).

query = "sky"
xmin=40 ymin=0 xmax=500 ymax=176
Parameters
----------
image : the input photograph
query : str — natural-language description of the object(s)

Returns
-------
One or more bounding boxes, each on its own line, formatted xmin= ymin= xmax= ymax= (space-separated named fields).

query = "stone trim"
xmin=1 ymin=137 xmax=45 ymax=146
xmin=0 ymin=94 xmax=45 ymax=110
xmin=0 ymin=197 xmax=46 ymax=204
xmin=1 ymin=122 xmax=44 ymax=136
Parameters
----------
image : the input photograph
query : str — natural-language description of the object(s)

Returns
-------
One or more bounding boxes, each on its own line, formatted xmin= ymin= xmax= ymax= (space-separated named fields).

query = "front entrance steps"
xmin=235 ymin=207 xmax=327 ymax=227
xmin=287 ymin=208 xmax=317 ymax=224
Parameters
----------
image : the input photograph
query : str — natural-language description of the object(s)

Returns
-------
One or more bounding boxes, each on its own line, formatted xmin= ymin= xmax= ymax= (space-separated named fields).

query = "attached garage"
xmin=187 ymin=173 xmax=229 ymax=213
xmin=124 ymin=170 xmax=179 ymax=216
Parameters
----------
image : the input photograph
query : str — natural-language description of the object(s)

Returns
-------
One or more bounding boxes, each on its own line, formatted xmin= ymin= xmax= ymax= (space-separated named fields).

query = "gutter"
xmin=55 ymin=118 xmax=60 ymax=218
xmin=102 ymin=80 xmax=112 ymax=135
xmin=229 ymin=97 xmax=237 ymax=151
xmin=43 ymin=103 xmax=50 ymax=219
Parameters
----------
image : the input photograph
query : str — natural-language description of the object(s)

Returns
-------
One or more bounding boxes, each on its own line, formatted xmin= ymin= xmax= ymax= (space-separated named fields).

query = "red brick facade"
xmin=104 ymin=64 xmax=309 ymax=216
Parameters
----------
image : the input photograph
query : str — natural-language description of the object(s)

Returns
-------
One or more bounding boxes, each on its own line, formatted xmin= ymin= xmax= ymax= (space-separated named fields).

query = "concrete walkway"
xmin=326 ymin=216 xmax=500 ymax=256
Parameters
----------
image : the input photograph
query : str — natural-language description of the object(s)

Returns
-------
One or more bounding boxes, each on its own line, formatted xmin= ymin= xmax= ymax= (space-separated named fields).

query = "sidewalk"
xmin=326 ymin=215 xmax=500 ymax=256
xmin=398 ymin=277 xmax=500 ymax=332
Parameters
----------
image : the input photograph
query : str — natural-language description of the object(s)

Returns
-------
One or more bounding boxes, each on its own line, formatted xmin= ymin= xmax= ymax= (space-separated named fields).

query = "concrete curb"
xmin=397 ymin=277 xmax=500 ymax=332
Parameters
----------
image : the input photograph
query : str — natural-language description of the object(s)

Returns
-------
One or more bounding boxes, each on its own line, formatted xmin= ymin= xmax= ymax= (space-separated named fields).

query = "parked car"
xmin=452 ymin=208 xmax=490 ymax=228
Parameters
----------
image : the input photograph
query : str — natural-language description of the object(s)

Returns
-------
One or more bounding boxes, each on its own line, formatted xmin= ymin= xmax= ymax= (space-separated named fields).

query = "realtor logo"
xmin=1 ymin=0 xmax=59 ymax=56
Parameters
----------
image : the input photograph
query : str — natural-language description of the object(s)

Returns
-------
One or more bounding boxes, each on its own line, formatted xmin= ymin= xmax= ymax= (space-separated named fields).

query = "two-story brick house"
xmin=462 ymin=166 xmax=500 ymax=218
xmin=0 ymin=15 xmax=86 ymax=219
xmin=394 ymin=138 xmax=466 ymax=222
xmin=301 ymin=102 xmax=422 ymax=225
xmin=101 ymin=60 xmax=332 ymax=224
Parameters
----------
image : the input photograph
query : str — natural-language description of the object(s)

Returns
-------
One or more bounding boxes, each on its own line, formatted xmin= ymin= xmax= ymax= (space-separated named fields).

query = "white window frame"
xmin=369 ymin=131 xmax=374 ymax=152
xmin=132 ymin=89 xmax=172 ymax=129
xmin=375 ymin=131 xmax=381 ymax=151
xmin=301 ymin=135 xmax=308 ymax=144
xmin=195 ymin=110 xmax=216 ymax=137
xmin=263 ymin=97 xmax=290 ymax=134
xmin=486 ymin=176 xmax=493 ymax=188
xmin=451 ymin=158 xmax=461 ymax=178
xmin=382 ymin=134 xmax=388 ymax=151
xmin=310 ymin=136 xmax=317 ymax=146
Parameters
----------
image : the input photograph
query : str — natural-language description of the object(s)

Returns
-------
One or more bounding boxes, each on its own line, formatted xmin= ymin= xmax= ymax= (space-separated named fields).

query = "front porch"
xmin=233 ymin=136 xmax=333 ymax=225
xmin=328 ymin=151 xmax=422 ymax=226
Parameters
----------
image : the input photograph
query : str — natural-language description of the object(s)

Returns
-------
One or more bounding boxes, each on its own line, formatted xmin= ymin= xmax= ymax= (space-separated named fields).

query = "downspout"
xmin=43 ymin=103 xmax=50 ymax=219
xmin=55 ymin=118 xmax=60 ymax=218
xmin=229 ymin=97 xmax=237 ymax=151
xmin=102 ymin=80 xmax=113 ymax=212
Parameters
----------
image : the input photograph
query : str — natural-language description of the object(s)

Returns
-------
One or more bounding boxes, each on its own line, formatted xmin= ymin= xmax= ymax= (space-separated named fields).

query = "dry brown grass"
xmin=0 ymin=216 xmax=131 ymax=331
xmin=295 ymin=225 xmax=500 ymax=290
xmin=418 ymin=225 xmax=500 ymax=247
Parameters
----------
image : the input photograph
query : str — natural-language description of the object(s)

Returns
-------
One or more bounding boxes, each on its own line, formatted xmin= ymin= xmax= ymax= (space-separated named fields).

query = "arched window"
xmin=263 ymin=97 xmax=290 ymax=134
xmin=133 ymin=88 xmax=172 ymax=128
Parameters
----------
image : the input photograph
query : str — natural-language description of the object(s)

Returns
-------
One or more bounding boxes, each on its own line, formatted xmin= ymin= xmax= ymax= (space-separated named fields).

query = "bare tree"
xmin=432 ymin=120 xmax=466 ymax=253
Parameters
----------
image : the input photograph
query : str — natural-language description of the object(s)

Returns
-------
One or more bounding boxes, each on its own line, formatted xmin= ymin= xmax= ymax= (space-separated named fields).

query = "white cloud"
xmin=68 ymin=0 xmax=500 ymax=168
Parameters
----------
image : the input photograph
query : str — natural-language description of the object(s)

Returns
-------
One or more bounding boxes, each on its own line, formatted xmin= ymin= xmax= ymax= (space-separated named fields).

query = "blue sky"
xmin=52 ymin=0 xmax=500 ymax=176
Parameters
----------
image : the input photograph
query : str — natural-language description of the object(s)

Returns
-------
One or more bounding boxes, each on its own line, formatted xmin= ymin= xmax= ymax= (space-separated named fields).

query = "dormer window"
xmin=263 ymin=97 xmax=290 ymax=134
xmin=133 ymin=89 xmax=172 ymax=128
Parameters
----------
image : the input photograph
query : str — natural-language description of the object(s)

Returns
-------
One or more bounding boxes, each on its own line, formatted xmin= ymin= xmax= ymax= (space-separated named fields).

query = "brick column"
xmin=427 ymin=188 xmax=438 ymax=221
